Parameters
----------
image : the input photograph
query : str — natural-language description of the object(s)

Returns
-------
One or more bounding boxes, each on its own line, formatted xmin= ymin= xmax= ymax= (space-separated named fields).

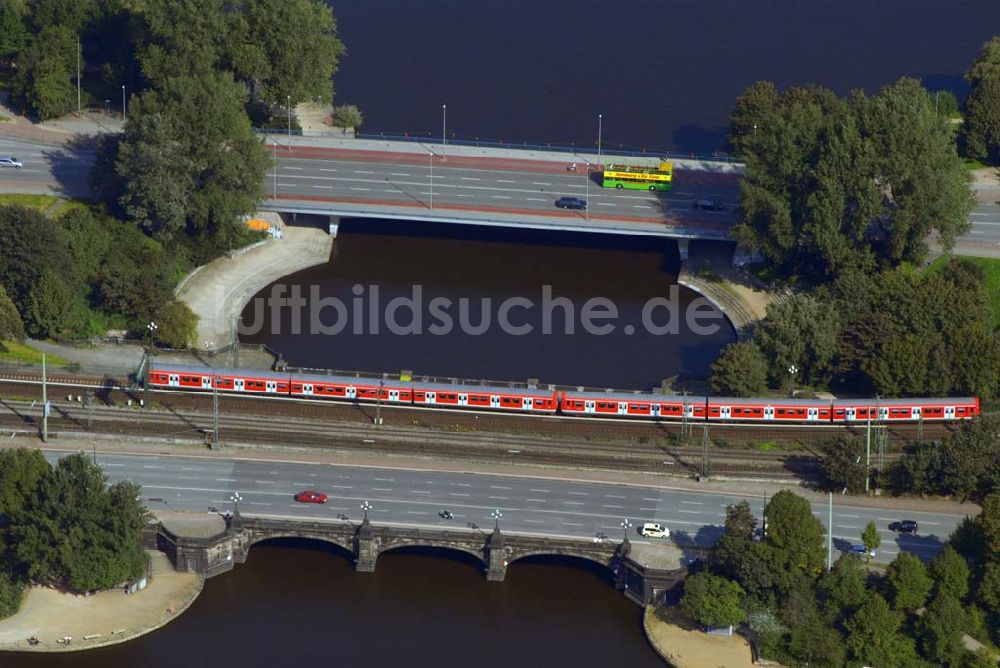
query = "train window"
xmin=777 ymin=409 xmax=785 ymax=415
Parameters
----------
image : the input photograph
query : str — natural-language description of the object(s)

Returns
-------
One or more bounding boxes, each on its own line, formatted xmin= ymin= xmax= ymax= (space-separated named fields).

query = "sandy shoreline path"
xmin=0 ymin=551 xmax=202 ymax=653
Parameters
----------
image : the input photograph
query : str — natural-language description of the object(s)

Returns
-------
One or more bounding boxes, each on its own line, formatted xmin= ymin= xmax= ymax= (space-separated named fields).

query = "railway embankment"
xmin=176 ymin=225 xmax=334 ymax=350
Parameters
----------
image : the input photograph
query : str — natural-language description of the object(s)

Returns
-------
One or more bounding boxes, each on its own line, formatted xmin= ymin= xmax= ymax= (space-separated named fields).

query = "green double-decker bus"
xmin=601 ymin=161 xmax=673 ymax=192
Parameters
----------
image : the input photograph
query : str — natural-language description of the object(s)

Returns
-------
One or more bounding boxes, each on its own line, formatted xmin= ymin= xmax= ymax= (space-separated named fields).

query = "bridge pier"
xmin=328 ymin=216 xmax=340 ymax=237
xmin=485 ymin=526 xmax=509 ymax=582
xmin=354 ymin=517 xmax=378 ymax=573
xmin=677 ymin=238 xmax=689 ymax=262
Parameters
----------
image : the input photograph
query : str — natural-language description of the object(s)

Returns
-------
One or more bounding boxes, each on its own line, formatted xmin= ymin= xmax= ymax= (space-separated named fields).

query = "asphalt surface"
xmin=47 ymin=450 xmax=969 ymax=564
xmin=2 ymin=134 xmax=997 ymax=249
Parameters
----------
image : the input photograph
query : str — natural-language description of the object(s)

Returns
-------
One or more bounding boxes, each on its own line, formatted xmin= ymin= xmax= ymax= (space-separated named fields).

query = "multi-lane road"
xmin=51 ymin=449 xmax=971 ymax=564
xmin=3 ymin=133 xmax=997 ymax=249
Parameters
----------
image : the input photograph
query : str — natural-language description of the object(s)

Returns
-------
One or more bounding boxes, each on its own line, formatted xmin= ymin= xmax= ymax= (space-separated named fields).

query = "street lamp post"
xmin=230 ymin=491 xmax=243 ymax=517
xmin=375 ymin=380 xmax=384 ymax=426
xmin=442 ymin=104 xmax=447 ymax=146
xmin=620 ymin=518 xmax=632 ymax=542
xmin=428 ymin=147 xmax=434 ymax=210
xmin=597 ymin=113 xmax=602 ymax=166
xmin=272 ymin=139 xmax=277 ymax=199
xmin=121 ymin=85 xmax=126 ymax=122
xmin=287 ymin=95 xmax=291 ymax=138
xmin=146 ymin=321 xmax=158 ymax=350
xmin=491 ymin=508 xmax=503 ymax=530
xmin=788 ymin=364 xmax=798 ymax=394
xmin=361 ymin=500 xmax=372 ymax=521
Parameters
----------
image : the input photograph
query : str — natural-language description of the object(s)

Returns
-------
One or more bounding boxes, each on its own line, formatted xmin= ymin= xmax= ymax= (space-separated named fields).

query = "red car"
xmin=294 ymin=490 xmax=328 ymax=504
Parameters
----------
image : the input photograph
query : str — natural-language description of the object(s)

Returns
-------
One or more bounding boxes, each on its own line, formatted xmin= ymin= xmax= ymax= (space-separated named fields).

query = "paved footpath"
xmin=0 ymin=550 xmax=201 ymax=653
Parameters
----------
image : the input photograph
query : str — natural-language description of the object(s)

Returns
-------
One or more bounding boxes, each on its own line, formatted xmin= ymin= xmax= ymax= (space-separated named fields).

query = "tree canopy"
xmin=962 ymin=35 xmax=1000 ymax=164
xmin=9 ymin=452 xmax=149 ymax=593
xmin=730 ymin=78 xmax=973 ymax=280
xmin=680 ymin=571 xmax=746 ymax=628
xmin=708 ymin=341 xmax=768 ymax=397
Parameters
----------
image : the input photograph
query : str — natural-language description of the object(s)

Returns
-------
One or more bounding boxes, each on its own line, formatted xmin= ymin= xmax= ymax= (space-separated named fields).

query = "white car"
xmin=640 ymin=522 xmax=670 ymax=538
xmin=0 ymin=155 xmax=23 ymax=169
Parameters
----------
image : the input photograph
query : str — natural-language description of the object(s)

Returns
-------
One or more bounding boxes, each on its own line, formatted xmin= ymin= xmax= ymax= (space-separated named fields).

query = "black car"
xmin=555 ymin=197 xmax=587 ymax=210
xmin=693 ymin=198 xmax=724 ymax=211
xmin=889 ymin=520 xmax=919 ymax=534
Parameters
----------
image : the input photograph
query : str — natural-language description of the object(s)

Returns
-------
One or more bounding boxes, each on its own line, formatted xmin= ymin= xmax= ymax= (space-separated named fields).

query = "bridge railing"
xmin=253 ymin=127 xmax=740 ymax=164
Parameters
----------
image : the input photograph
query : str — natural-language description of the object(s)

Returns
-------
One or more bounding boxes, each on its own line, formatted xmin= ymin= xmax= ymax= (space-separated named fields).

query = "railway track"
xmin=0 ymin=395 xmax=902 ymax=481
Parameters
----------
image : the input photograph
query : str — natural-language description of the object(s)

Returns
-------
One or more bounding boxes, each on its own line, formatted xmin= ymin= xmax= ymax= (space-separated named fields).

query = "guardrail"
xmin=253 ymin=127 xmax=741 ymax=164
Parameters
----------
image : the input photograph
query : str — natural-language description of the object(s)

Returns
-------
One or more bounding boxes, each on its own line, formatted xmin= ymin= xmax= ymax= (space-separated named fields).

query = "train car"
xmin=148 ymin=364 xmax=291 ymax=394
xmin=831 ymin=397 xmax=980 ymax=422
xmin=288 ymin=372 xmax=413 ymax=403
xmin=412 ymin=381 xmax=559 ymax=413
xmin=708 ymin=397 xmax=835 ymax=422
xmin=560 ymin=391 xmax=706 ymax=418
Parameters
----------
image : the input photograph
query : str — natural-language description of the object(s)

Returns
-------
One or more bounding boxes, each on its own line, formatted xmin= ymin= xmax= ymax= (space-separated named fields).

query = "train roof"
xmin=561 ymin=390 xmax=709 ymax=403
xmin=289 ymin=371 xmax=555 ymax=396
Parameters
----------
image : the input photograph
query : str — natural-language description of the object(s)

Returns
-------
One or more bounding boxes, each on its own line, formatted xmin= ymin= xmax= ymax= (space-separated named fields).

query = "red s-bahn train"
xmin=148 ymin=364 xmax=981 ymax=423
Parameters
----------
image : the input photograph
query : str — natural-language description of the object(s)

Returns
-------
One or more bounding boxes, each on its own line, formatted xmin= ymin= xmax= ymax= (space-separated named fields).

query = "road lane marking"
xmin=564 ymin=501 xmax=584 ymax=506
xmin=143 ymin=465 xmax=164 ymax=469
xmin=215 ymin=478 xmax=236 ymax=482
xmin=409 ymin=490 xmax=431 ymax=494
xmin=283 ymin=166 xmax=303 ymax=170
xmin=350 ymin=187 xmax=370 ymax=191
xmin=389 ymin=172 xmax=410 ymax=177
xmin=181 ymin=467 xmax=203 ymax=471
xmin=681 ymin=501 xmax=704 ymax=505
xmin=254 ymin=480 xmax=276 ymax=484
xmin=355 ymin=170 xmax=375 ymax=174
xmin=449 ymin=493 xmax=470 ymax=497
xmin=488 ymin=496 xmax=509 ymax=500
xmin=491 ymin=485 xmax=512 ymax=490
xmin=678 ymin=510 xmax=702 ymax=514
xmin=460 ymin=177 xmax=480 ymax=181
xmin=530 ymin=489 xmax=550 ymax=493
xmin=531 ymin=182 xmax=551 ymax=186
xmin=320 ymin=168 xmax=338 ymax=172
xmin=603 ymin=505 xmax=624 ymax=509
xmin=567 ymin=491 xmax=588 ymax=496
xmin=524 ymin=519 xmax=544 ymax=524
xmin=371 ymin=487 xmax=391 ymax=492
xmin=525 ymin=498 xmax=546 ymax=503
xmin=562 ymin=522 xmax=583 ymax=527
xmin=837 ymin=514 xmax=859 ymax=518
xmin=606 ymin=495 xmax=626 ymax=499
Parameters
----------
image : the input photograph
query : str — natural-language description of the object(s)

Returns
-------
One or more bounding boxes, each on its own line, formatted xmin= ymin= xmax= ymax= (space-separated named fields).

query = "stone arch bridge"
xmin=150 ymin=513 xmax=691 ymax=605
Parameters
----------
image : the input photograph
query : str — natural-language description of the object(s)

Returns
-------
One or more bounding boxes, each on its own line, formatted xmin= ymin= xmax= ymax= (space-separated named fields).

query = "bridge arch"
xmin=506 ymin=551 xmax=614 ymax=573
xmin=376 ymin=541 xmax=486 ymax=568
xmin=247 ymin=533 xmax=354 ymax=557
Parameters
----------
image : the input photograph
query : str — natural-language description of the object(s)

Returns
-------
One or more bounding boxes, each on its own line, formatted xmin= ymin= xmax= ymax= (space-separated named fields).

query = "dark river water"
xmin=240 ymin=220 xmax=735 ymax=391
xmin=332 ymin=0 xmax=1000 ymax=153
xmin=6 ymin=541 xmax=663 ymax=668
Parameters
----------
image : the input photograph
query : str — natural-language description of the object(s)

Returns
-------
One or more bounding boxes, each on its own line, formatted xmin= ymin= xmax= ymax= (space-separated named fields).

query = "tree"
xmin=0 ymin=572 xmax=25 ymax=620
xmin=711 ymin=501 xmax=758 ymax=579
xmin=24 ymin=269 xmax=76 ymax=338
xmin=730 ymin=78 xmax=973 ymax=279
xmin=234 ymin=0 xmax=345 ymax=106
xmin=753 ymin=294 xmax=839 ymax=388
xmin=787 ymin=613 xmax=845 ymax=668
xmin=153 ymin=300 xmax=198 ymax=348
xmin=0 ymin=448 xmax=50 ymax=517
xmin=861 ymin=520 xmax=881 ymax=562
xmin=332 ymin=104 xmax=363 ymax=129
xmin=885 ymin=552 xmax=933 ymax=611
xmin=819 ymin=434 xmax=867 ymax=493
xmin=114 ymin=70 xmax=269 ymax=255
xmin=917 ymin=593 xmax=967 ymax=666
xmin=0 ymin=283 xmax=25 ymax=343
xmin=0 ymin=2 xmax=28 ymax=59
xmin=930 ymin=546 xmax=971 ymax=602
xmin=680 ymin=572 xmax=746 ymax=628
xmin=15 ymin=25 xmax=78 ymax=120
xmin=708 ymin=341 xmax=768 ymax=396
xmin=962 ymin=36 xmax=1000 ymax=164
xmin=764 ymin=490 xmax=827 ymax=576
xmin=10 ymin=453 xmax=149 ymax=592
xmin=818 ymin=553 xmax=867 ymax=617
xmin=939 ymin=415 xmax=1000 ymax=502
xmin=843 ymin=592 xmax=918 ymax=667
